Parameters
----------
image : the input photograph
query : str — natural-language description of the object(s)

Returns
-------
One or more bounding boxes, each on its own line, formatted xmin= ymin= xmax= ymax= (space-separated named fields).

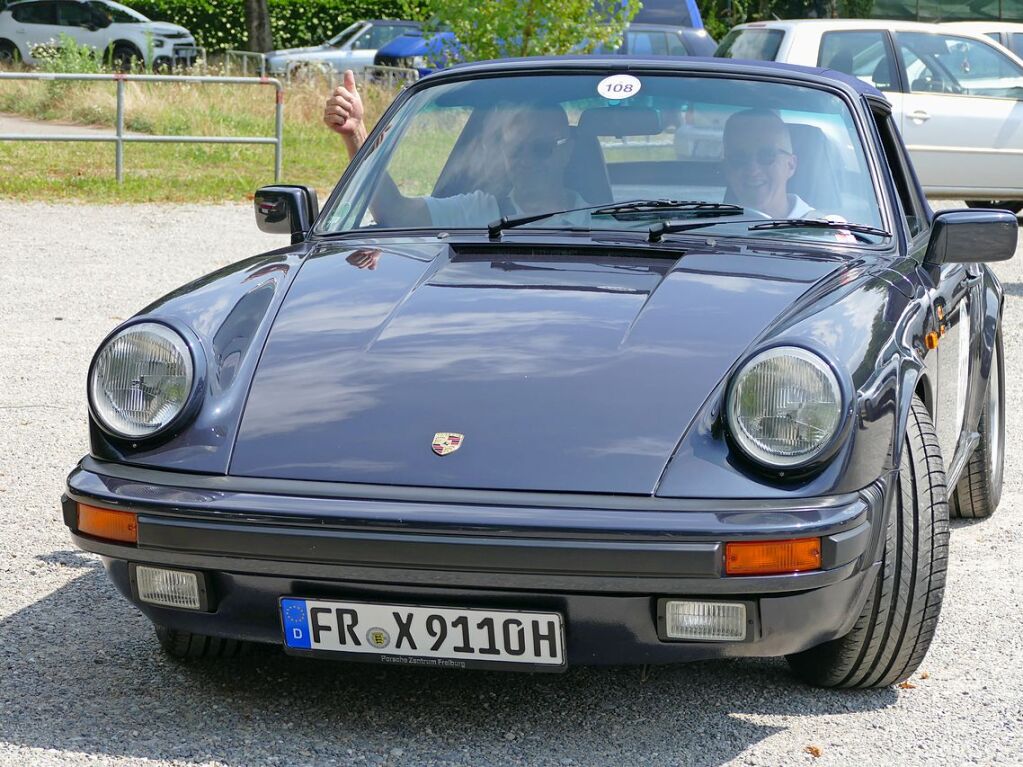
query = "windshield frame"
xmin=311 ymin=64 xmax=898 ymax=251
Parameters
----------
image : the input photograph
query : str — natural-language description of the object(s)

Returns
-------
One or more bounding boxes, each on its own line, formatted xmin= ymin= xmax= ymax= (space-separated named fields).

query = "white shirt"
xmin=423 ymin=190 xmax=591 ymax=228
xmin=787 ymin=194 xmax=814 ymax=218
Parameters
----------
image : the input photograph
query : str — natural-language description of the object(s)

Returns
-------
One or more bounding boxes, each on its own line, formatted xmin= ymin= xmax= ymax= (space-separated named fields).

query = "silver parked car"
xmin=264 ymin=19 xmax=420 ymax=77
xmin=716 ymin=19 xmax=1023 ymax=211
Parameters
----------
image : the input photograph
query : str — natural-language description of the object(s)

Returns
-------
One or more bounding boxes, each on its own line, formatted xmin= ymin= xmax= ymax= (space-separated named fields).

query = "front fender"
xmin=656 ymin=267 xmax=929 ymax=499
xmin=89 ymin=242 xmax=311 ymax=473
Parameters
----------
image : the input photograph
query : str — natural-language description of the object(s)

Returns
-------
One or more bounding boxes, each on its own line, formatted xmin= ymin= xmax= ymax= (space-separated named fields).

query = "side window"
xmin=873 ymin=110 xmax=927 ymax=239
xmin=818 ymin=31 xmax=898 ymax=91
xmin=898 ymin=32 xmax=1023 ymax=97
xmin=13 ymin=2 xmax=58 ymax=23
xmin=715 ymin=28 xmax=784 ymax=60
xmin=367 ymin=25 xmax=403 ymax=49
xmin=348 ymin=27 xmax=372 ymax=50
xmin=1012 ymin=33 xmax=1023 ymax=58
xmin=667 ymin=32 xmax=687 ymax=56
xmin=58 ymin=0 xmax=94 ymax=26
xmin=626 ymin=31 xmax=668 ymax=56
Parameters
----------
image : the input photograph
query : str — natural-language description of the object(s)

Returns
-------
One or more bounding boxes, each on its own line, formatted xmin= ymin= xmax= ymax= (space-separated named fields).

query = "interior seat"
xmin=871 ymin=57 xmax=895 ymax=90
xmin=787 ymin=123 xmax=844 ymax=214
xmin=564 ymin=126 xmax=613 ymax=204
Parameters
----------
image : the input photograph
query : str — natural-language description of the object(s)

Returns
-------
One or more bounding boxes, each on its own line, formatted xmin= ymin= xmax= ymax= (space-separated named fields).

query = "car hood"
xmin=268 ymin=45 xmax=330 ymax=58
xmin=144 ymin=23 xmax=192 ymax=37
xmin=228 ymin=240 xmax=844 ymax=492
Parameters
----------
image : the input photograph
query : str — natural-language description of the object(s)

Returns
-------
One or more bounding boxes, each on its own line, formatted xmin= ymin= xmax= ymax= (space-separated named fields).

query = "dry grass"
xmin=0 ymin=68 xmax=403 ymax=201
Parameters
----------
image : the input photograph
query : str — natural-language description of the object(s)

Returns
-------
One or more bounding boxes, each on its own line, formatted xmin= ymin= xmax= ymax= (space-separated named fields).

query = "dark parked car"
xmin=373 ymin=0 xmax=714 ymax=75
xmin=374 ymin=23 xmax=716 ymax=76
xmin=64 ymin=56 xmax=1014 ymax=687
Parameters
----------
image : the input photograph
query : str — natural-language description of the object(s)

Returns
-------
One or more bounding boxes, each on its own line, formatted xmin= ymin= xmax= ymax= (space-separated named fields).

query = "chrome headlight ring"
xmin=87 ymin=318 xmax=206 ymax=441
xmin=725 ymin=344 xmax=851 ymax=472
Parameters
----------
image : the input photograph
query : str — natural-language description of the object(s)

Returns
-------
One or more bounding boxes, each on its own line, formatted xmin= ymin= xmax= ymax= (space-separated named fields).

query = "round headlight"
xmin=727 ymin=347 xmax=843 ymax=468
xmin=89 ymin=322 xmax=195 ymax=439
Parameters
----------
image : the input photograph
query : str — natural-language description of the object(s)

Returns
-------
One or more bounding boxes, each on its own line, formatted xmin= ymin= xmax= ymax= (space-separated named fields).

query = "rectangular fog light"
xmin=133 ymin=565 xmax=204 ymax=611
xmin=663 ymin=600 xmax=747 ymax=641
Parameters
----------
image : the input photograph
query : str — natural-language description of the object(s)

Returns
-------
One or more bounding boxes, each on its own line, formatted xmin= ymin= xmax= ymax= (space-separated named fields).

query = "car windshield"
xmin=90 ymin=0 xmax=149 ymax=23
xmin=328 ymin=22 xmax=364 ymax=47
xmin=317 ymin=72 xmax=887 ymax=244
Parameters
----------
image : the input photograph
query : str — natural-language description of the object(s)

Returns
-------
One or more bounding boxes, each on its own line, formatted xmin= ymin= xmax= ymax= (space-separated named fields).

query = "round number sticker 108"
xmin=597 ymin=74 xmax=642 ymax=100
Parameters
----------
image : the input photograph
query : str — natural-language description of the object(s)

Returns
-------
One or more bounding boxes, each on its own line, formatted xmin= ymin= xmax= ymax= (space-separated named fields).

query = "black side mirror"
xmin=254 ymin=185 xmax=319 ymax=244
xmin=925 ymin=209 xmax=1017 ymax=265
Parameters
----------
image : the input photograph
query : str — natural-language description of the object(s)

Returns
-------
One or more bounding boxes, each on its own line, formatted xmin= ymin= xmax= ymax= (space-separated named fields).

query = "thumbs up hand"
xmin=324 ymin=69 xmax=364 ymax=137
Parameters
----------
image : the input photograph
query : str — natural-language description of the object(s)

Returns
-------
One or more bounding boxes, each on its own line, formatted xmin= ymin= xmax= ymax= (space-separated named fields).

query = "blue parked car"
xmin=65 ymin=55 xmax=1014 ymax=686
xmin=373 ymin=0 xmax=714 ymax=75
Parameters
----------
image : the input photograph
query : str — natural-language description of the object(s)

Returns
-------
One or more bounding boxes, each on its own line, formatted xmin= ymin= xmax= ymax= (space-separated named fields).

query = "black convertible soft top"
xmin=436 ymin=55 xmax=887 ymax=101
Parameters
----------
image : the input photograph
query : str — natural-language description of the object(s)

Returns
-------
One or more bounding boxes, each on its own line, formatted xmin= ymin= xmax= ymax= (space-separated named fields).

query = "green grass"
xmin=0 ymin=72 xmax=400 ymax=202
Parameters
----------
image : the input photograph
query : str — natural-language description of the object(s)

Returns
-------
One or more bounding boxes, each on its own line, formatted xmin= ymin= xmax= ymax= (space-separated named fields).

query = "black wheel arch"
xmin=107 ymin=40 xmax=143 ymax=58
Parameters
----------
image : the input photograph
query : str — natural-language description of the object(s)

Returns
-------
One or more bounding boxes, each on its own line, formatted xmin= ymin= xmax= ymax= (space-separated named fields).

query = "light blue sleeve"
xmin=423 ymin=191 xmax=501 ymax=228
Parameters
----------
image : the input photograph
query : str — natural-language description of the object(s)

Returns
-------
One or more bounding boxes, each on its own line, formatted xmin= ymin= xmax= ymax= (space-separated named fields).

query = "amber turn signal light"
xmin=725 ymin=538 xmax=821 ymax=576
xmin=77 ymin=503 xmax=138 ymax=544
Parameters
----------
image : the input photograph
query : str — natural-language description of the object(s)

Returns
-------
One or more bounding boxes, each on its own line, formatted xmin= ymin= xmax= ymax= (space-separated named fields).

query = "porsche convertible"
xmin=63 ymin=57 xmax=1016 ymax=688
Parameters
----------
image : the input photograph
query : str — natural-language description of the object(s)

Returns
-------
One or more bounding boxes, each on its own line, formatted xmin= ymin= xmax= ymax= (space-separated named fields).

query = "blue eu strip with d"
xmin=281 ymin=598 xmax=311 ymax=649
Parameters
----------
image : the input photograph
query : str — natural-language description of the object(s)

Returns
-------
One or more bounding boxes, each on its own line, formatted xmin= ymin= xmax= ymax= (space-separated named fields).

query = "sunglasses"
xmin=508 ymin=136 xmax=572 ymax=161
xmin=724 ymin=147 xmax=793 ymax=168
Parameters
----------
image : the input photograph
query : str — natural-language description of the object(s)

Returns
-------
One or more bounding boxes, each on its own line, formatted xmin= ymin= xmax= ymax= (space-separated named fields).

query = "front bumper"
xmin=65 ymin=457 xmax=886 ymax=666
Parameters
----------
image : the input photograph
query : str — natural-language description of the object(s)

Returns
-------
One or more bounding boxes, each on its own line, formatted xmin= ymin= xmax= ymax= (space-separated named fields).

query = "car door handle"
xmin=909 ymin=110 xmax=931 ymax=123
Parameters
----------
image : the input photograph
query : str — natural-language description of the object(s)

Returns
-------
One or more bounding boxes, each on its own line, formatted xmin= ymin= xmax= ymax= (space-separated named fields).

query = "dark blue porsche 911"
xmin=63 ymin=57 xmax=1016 ymax=688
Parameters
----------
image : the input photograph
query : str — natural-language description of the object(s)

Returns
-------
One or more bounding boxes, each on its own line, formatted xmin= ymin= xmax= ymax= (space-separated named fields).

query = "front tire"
xmin=155 ymin=625 xmax=248 ymax=659
xmin=0 ymin=40 xmax=21 ymax=66
xmin=787 ymin=395 xmax=949 ymax=688
xmin=107 ymin=43 xmax=141 ymax=73
xmin=951 ymin=329 xmax=1004 ymax=519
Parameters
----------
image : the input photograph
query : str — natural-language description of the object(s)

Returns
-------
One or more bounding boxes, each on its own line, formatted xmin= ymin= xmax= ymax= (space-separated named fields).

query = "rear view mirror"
xmin=925 ymin=209 xmax=1017 ymax=265
xmin=254 ymin=185 xmax=319 ymax=244
xmin=577 ymin=106 xmax=662 ymax=137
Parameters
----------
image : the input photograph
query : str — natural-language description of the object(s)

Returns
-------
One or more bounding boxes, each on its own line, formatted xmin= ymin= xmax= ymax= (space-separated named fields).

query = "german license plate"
xmin=281 ymin=598 xmax=565 ymax=671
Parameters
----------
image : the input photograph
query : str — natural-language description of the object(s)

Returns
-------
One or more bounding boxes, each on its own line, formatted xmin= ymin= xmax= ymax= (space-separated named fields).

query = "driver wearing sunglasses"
xmin=722 ymin=109 xmax=814 ymax=220
xmin=325 ymin=71 xmax=588 ymax=229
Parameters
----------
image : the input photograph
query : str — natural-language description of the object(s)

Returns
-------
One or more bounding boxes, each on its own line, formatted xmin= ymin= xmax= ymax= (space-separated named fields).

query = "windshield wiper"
xmin=487 ymin=204 xmax=602 ymax=239
xmin=594 ymin=200 xmax=744 ymax=219
xmin=648 ymin=218 xmax=750 ymax=242
xmin=747 ymin=219 xmax=891 ymax=242
xmin=487 ymin=199 xmax=744 ymax=239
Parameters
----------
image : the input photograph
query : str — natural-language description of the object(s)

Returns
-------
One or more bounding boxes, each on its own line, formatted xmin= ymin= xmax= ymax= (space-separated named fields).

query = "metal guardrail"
xmin=0 ymin=72 xmax=283 ymax=183
xmin=225 ymin=50 xmax=267 ymax=77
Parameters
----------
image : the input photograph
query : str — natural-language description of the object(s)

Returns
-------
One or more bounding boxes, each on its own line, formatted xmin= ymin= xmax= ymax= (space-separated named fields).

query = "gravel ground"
xmin=0 ymin=201 xmax=1021 ymax=767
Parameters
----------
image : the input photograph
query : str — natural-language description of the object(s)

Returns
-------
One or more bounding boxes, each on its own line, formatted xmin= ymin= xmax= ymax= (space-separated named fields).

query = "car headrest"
xmin=826 ymin=49 xmax=854 ymax=75
xmin=577 ymin=107 xmax=662 ymax=138
xmin=871 ymin=58 xmax=894 ymax=90
xmin=787 ymin=123 xmax=843 ymax=214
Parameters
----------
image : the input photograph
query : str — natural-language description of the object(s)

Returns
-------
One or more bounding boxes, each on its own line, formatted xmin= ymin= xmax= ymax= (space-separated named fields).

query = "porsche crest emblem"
xmin=432 ymin=432 xmax=463 ymax=456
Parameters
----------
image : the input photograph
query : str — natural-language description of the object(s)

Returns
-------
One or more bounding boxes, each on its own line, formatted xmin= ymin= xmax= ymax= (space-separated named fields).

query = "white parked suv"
xmin=0 ymin=0 xmax=196 ymax=70
xmin=716 ymin=19 xmax=1023 ymax=211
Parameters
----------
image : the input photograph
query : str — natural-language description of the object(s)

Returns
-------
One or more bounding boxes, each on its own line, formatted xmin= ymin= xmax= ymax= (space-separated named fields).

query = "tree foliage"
xmin=413 ymin=0 xmax=642 ymax=62
xmin=130 ymin=0 xmax=409 ymax=53
xmin=694 ymin=0 xmax=874 ymax=40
